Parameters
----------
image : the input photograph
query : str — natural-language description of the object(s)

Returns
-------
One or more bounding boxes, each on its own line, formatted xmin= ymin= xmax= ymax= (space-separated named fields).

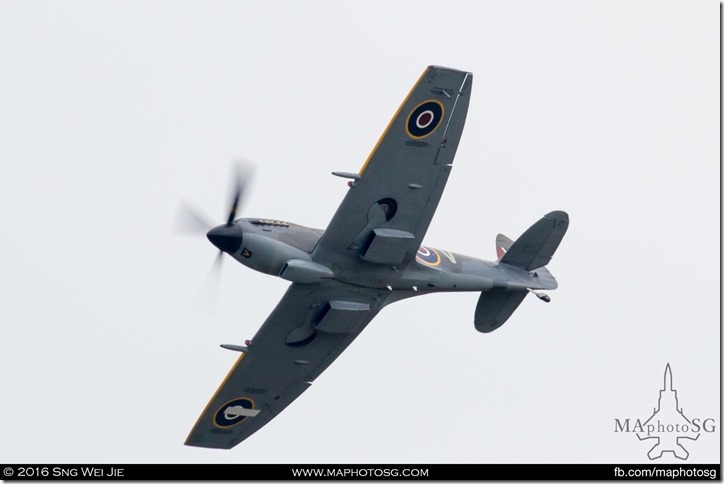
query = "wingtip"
xmin=544 ymin=210 xmax=569 ymax=223
xmin=427 ymin=65 xmax=473 ymax=76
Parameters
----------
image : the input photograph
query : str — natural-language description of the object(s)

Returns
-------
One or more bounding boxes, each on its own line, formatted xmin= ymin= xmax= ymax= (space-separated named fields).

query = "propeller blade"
xmin=194 ymin=251 xmax=224 ymax=314
xmin=226 ymin=195 xmax=240 ymax=226
xmin=226 ymin=159 xmax=255 ymax=226
xmin=175 ymin=201 xmax=214 ymax=234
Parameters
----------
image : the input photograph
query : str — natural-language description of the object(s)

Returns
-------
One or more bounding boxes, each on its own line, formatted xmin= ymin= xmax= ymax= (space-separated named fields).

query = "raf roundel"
xmin=214 ymin=398 xmax=256 ymax=428
xmin=416 ymin=246 xmax=441 ymax=267
xmin=406 ymin=100 xmax=444 ymax=139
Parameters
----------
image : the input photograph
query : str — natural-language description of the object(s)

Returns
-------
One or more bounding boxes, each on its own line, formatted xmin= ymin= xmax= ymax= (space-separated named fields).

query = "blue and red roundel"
xmin=416 ymin=246 xmax=441 ymax=267
xmin=406 ymin=100 xmax=444 ymax=139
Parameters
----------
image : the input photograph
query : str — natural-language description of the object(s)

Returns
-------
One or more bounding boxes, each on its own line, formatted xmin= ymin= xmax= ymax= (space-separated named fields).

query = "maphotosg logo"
xmin=614 ymin=364 xmax=717 ymax=460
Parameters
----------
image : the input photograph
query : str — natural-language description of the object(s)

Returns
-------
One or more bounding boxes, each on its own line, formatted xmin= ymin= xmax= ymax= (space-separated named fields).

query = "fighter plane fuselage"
xmin=215 ymin=217 xmax=557 ymax=298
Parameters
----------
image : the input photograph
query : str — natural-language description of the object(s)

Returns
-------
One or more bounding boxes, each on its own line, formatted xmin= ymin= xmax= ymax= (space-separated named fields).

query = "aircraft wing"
xmin=185 ymin=282 xmax=385 ymax=449
xmin=313 ymin=66 xmax=472 ymax=268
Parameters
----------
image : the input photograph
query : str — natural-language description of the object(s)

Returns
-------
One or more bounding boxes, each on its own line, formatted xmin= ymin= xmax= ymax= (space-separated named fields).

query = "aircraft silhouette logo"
xmin=615 ymin=364 xmax=717 ymax=460
xmin=636 ymin=364 xmax=699 ymax=460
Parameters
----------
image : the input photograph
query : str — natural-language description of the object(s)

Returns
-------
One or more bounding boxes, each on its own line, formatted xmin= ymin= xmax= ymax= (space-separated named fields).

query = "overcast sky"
xmin=0 ymin=0 xmax=719 ymax=464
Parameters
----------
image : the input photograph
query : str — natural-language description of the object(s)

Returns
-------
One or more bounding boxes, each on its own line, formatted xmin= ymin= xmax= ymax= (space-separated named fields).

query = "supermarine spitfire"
xmin=183 ymin=66 xmax=568 ymax=449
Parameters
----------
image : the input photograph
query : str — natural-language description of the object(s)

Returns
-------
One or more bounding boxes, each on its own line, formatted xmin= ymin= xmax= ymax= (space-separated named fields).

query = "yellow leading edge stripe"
xmin=187 ymin=67 xmax=432 ymax=443
xmin=357 ymin=67 xmax=430 ymax=175
xmin=184 ymin=352 xmax=247 ymax=443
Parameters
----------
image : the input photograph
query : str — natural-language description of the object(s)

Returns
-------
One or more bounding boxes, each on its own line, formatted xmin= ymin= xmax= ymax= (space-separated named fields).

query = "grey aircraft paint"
xmin=184 ymin=66 xmax=568 ymax=450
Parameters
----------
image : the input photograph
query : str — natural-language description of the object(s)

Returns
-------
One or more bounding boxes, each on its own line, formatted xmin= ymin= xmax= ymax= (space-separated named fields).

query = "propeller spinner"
xmin=206 ymin=224 xmax=243 ymax=254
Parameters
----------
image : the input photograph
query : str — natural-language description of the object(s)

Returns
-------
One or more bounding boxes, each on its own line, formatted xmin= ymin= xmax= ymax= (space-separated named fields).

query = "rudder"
xmin=495 ymin=233 xmax=513 ymax=260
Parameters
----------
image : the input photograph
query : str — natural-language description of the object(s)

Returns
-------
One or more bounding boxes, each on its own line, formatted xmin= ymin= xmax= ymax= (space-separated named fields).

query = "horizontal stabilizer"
xmin=474 ymin=289 xmax=527 ymax=333
xmin=500 ymin=211 xmax=568 ymax=271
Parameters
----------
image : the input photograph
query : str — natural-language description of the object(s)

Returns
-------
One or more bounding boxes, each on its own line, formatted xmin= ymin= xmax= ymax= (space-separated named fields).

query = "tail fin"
xmin=500 ymin=211 xmax=569 ymax=271
xmin=495 ymin=233 xmax=513 ymax=260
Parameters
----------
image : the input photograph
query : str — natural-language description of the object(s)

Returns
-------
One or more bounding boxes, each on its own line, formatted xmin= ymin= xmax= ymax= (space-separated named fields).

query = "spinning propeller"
xmin=175 ymin=161 xmax=254 ymax=307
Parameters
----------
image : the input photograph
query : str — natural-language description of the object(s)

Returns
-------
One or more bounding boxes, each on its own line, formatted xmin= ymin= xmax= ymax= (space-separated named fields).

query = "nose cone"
xmin=206 ymin=224 xmax=243 ymax=254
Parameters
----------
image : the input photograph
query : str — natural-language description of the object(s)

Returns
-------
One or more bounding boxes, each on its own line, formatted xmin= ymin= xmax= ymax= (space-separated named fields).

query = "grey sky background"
xmin=0 ymin=0 xmax=719 ymax=464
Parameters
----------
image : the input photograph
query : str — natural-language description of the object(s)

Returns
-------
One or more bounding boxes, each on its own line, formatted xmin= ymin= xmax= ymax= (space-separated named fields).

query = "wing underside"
xmin=313 ymin=66 xmax=473 ymax=269
xmin=187 ymin=67 xmax=474 ymax=449
xmin=185 ymin=282 xmax=387 ymax=449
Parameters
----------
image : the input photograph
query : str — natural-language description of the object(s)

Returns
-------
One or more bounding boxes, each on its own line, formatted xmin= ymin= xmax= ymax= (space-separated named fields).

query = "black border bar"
xmin=1 ymin=464 xmax=721 ymax=481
